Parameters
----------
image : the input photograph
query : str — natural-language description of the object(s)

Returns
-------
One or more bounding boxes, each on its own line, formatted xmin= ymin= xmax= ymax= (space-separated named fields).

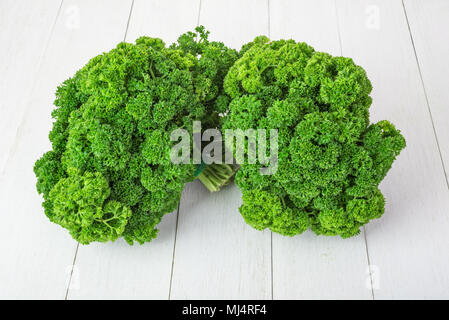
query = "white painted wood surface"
xmin=67 ymin=0 xmax=201 ymax=300
xmin=0 ymin=0 xmax=69 ymax=299
xmin=403 ymin=0 xmax=449 ymax=183
xmin=170 ymin=0 xmax=272 ymax=300
xmin=171 ymin=182 xmax=272 ymax=299
xmin=0 ymin=0 xmax=448 ymax=299
xmin=336 ymin=0 xmax=449 ymax=299
xmin=0 ymin=0 xmax=133 ymax=299
xmin=0 ymin=0 xmax=61 ymax=175
xmin=270 ymin=0 xmax=372 ymax=300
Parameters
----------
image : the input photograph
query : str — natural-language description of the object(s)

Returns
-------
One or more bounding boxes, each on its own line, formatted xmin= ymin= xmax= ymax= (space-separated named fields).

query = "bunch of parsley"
xmin=35 ymin=29 xmax=405 ymax=244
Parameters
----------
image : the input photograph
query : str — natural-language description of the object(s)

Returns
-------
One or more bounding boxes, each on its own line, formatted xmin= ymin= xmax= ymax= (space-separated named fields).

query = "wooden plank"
xmin=0 ymin=0 xmax=133 ymax=299
xmin=171 ymin=182 xmax=272 ymax=299
xmin=337 ymin=0 xmax=449 ymax=299
xmin=0 ymin=0 xmax=62 ymax=174
xmin=67 ymin=216 xmax=178 ymax=299
xmin=67 ymin=0 xmax=201 ymax=299
xmin=125 ymin=0 xmax=200 ymax=45
xmin=404 ymin=0 xmax=449 ymax=182
xmin=196 ymin=0 xmax=269 ymax=50
xmin=270 ymin=0 xmax=341 ymax=54
xmin=270 ymin=0 xmax=372 ymax=300
xmin=169 ymin=0 xmax=272 ymax=299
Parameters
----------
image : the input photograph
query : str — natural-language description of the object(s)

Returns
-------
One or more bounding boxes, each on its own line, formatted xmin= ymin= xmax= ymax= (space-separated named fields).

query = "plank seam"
xmin=64 ymin=0 xmax=135 ymax=299
xmin=401 ymin=0 xmax=449 ymax=190
xmin=124 ymin=0 xmax=135 ymax=41
xmin=270 ymin=232 xmax=274 ymax=299
xmin=168 ymin=0 xmax=203 ymax=300
xmin=197 ymin=0 xmax=202 ymax=27
xmin=267 ymin=0 xmax=274 ymax=300
xmin=335 ymin=0 xmax=373 ymax=300
xmin=65 ymin=243 xmax=79 ymax=300
xmin=0 ymin=0 xmax=64 ymax=179
xmin=363 ymin=226 xmax=375 ymax=299
xmin=334 ymin=0 xmax=343 ymax=56
xmin=267 ymin=0 xmax=271 ymax=38
xmin=168 ymin=202 xmax=181 ymax=300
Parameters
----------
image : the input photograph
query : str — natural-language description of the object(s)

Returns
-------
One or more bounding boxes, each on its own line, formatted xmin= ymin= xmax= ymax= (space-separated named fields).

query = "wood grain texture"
xmin=171 ymin=182 xmax=272 ymax=299
xmin=67 ymin=0 xmax=201 ymax=299
xmin=198 ymin=0 xmax=269 ymax=49
xmin=0 ymin=0 xmax=61 ymax=175
xmin=67 ymin=216 xmax=178 ymax=299
xmin=0 ymin=0 xmax=133 ymax=299
xmin=270 ymin=0 xmax=372 ymax=300
xmin=126 ymin=0 xmax=200 ymax=45
xmin=169 ymin=0 xmax=272 ymax=299
xmin=337 ymin=0 xmax=449 ymax=299
xmin=1 ymin=0 xmax=448 ymax=300
xmin=404 ymin=0 xmax=449 ymax=183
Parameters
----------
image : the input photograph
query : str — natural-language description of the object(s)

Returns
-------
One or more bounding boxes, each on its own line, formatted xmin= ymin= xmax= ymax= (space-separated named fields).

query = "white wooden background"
xmin=0 ymin=0 xmax=448 ymax=300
